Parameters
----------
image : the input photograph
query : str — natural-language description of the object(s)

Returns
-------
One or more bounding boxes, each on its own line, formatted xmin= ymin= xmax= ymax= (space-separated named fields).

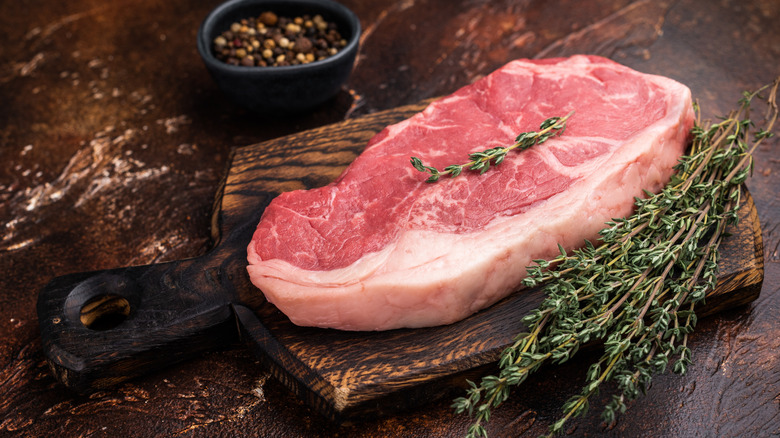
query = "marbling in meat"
xmin=247 ymin=55 xmax=694 ymax=331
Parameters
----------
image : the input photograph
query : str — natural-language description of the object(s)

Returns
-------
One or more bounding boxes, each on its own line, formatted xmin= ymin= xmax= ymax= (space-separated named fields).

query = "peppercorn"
xmin=259 ymin=11 xmax=278 ymax=26
xmin=294 ymin=36 xmax=313 ymax=53
xmin=212 ymin=11 xmax=346 ymax=67
xmin=313 ymin=14 xmax=327 ymax=31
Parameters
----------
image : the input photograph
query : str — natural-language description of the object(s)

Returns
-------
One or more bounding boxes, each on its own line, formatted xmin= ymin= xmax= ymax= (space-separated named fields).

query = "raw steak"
xmin=247 ymin=55 xmax=694 ymax=331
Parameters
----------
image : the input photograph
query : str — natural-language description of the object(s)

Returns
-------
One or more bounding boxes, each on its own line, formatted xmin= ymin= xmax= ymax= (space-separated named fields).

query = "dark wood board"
xmin=37 ymin=100 xmax=764 ymax=422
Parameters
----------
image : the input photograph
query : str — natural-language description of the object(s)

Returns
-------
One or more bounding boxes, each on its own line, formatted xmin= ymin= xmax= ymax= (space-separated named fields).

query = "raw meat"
xmin=246 ymin=55 xmax=694 ymax=331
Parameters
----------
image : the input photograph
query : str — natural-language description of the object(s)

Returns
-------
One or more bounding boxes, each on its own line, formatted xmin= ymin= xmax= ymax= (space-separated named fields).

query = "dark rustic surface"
xmin=1 ymin=0 xmax=779 ymax=437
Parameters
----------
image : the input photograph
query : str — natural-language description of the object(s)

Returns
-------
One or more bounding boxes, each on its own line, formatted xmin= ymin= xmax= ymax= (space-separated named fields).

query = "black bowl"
xmin=197 ymin=0 xmax=360 ymax=114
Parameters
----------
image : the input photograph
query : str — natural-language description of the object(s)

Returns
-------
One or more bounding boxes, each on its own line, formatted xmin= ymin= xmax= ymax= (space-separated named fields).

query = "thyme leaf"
xmin=410 ymin=111 xmax=573 ymax=182
xmin=453 ymin=77 xmax=779 ymax=438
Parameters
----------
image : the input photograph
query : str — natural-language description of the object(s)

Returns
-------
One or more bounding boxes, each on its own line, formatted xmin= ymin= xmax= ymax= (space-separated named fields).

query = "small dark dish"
xmin=197 ymin=0 xmax=360 ymax=114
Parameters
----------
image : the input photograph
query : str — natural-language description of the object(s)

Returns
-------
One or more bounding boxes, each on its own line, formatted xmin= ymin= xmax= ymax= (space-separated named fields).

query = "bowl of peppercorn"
xmin=197 ymin=0 xmax=360 ymax=114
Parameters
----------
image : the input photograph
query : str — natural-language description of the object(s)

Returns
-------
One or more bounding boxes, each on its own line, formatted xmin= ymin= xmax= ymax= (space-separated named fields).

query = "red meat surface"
xmin=247 ymin=55 xmax=694 ymax=331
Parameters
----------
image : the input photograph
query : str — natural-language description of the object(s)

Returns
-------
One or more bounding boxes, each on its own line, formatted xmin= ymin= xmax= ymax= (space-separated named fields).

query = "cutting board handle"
xmin=37 ymin=255 xmax=237 ymax=392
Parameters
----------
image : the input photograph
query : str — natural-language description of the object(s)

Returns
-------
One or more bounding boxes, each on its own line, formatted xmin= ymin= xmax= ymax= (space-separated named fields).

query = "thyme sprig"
xmin=453 ymin=78 xmax=778 ymax=438
xmin=410 ymin=111 xmax=573 ymax=182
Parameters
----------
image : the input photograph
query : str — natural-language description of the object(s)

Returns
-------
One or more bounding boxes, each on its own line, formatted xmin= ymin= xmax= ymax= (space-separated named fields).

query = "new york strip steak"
xmin=247 ymin=55 xmax=694 ymax=331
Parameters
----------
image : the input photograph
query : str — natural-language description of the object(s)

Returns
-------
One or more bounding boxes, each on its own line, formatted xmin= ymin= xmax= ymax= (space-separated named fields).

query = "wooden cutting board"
xmin=37 ymin=101 xmax=764 ymax=422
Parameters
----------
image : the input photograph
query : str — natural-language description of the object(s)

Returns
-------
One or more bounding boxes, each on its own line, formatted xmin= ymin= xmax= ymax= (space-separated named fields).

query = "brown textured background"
xmin=1 ymin=0 xmax=779 ymax=436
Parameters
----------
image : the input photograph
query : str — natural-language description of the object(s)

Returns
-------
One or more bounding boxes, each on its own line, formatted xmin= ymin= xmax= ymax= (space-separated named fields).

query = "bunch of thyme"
xmin=410 ymin=111 xmax=573 ymax=182
xmin=452 ymin=79 xmax=778 ymax=438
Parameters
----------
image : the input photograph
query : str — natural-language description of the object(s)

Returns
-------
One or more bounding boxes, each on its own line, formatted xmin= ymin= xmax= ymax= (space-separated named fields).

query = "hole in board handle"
xmin=79 ymin=294 xmax=131 ymax=330
xmin=63 ymin=273 xmax=140 ymax=331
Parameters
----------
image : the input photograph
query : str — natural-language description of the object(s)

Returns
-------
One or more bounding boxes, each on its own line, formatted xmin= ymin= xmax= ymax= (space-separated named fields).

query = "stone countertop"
xmin=1 ymin=0 xmax=779 ymax=436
